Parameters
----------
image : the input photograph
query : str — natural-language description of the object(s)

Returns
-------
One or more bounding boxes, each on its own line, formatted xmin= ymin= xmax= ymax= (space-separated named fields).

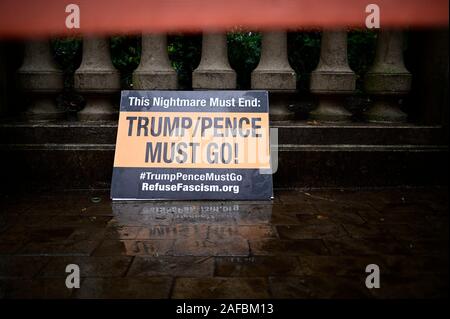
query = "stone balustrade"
xmin=193 ymin=32 xmax=236 ymax=90
xmin=133 ymin=34 xmax=177 ymax=90
xmin=74 ymin=36 xmax=121 ymax=121
xmin=310 ymin=30 xmax=356 ymax=122
xmin=251 ymin=31 xmax=296 ymax=91
xmin=15 ymin=29 xmax=414 ymax=123
xmin=251 ymin=31 xmax=296 ymax=120
xmin=364 ymin=30 xmax=412 ymax=123
xmin=17 ymin=39 xmax=64 ymax=120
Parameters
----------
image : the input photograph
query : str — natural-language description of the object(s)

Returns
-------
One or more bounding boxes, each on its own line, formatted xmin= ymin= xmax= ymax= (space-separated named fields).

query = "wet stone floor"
xmin=0 ymin=187 xmax=448 ymax=299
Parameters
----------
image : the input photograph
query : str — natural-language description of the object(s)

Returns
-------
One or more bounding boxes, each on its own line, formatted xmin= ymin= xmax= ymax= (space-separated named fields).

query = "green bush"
xmin=110 ymin=35 xmax=140 ymax=88
xmin=168 ymin=33 xmax=201 ymax=89
xmin=288 ymin=30 xmax=322 ymax=93
xmin=348 ymin=29 xmax=377 ymax=93
xmin=227 ymin=31 xmax=261 ymax=89
xmin=51 ymin=37 xmax=81 ymax=87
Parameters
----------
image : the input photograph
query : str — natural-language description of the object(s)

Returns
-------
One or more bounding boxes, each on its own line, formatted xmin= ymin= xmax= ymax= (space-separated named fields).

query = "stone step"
xmin=0 ymin=120 xmax=447 ymax=146
xmin=0 ymin=120 xmax=447 ymax=190
xmin=0 ymin=143 xmax=447 ymax=190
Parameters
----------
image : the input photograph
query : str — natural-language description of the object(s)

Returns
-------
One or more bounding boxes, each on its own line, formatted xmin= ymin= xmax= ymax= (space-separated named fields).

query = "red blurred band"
xmin=0 ymin=0 xmax=448 ymax=38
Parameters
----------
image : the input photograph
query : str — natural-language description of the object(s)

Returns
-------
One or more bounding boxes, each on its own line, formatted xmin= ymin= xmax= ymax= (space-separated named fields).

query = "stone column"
xmin=364 ymin=30 xmax=412 ymax=123
xmin=74 ymin=37 xmax=120 ymax=121
xmin=133 ymin=34 xmax=177 ymax=89
xmin=251 ymin=31 xmax=296 ymax=120
xmin=192 ymin=33 xmax=236 ymax=89
xmin=17 ymin=39 xmax=64 ymax=120
xmin=310 ymin=30 xmax=356 ymax=122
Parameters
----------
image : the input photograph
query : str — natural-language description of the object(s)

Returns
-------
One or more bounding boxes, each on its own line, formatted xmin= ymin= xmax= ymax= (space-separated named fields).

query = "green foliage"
xmin=168 ymin=34 xmax=201 ymax=89
xmin=51 ymin=37 xmax=82 ymax=112
xmin=288 ymin=31 xmax=322 ymax=93
xmin=227 ymin=31 xmax=261 ymax=89
xmin=348 ymin=29 xmax=377 ymax=93
xmin=110 ymin=36 xmax=140 ymax=88
xmin=52 ymin=37 xmax=81 ymax=87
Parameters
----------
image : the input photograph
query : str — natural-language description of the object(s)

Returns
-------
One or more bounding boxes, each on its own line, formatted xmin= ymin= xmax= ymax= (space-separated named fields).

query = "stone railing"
xmin=15 ymin=30 xmax=413 ymax=123
xmin=2 ymin=28 xmax=448 ymax=190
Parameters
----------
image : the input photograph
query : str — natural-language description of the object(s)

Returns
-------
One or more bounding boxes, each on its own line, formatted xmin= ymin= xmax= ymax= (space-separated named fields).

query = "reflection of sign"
xmin=112 ymin=201 xmax=273 ymax=224
xmin=111 ymin=90 xmax=272 ymax=200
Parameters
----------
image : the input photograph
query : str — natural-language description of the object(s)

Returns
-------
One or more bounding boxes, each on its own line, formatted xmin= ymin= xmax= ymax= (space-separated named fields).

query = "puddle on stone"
xmin=111 ymin=201 xmax=273 ymax=226
xmin=106 ymin=201 xmax=274 ymax=256
xmin=90 ymin=197 xmax=102 ymax=204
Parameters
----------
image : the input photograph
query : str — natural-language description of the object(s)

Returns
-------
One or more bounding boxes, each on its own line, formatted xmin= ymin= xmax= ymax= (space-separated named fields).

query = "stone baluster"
xmin=192 ymin=33 xmax=236 ymax=89
xmin=133 ymin=34 xmax=177 ymax=89
xmin=310 ymin=30 xmax=356 ymax=122
xmin=17 ymin=39 xmax=64 ymax=120
xmin=251 ymin=31 xmax=296 ymax=120
xmin=364 ymin=30 xmax=412 ymax=123
xmin=74 ymin=37 xmax=120 ymax=121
